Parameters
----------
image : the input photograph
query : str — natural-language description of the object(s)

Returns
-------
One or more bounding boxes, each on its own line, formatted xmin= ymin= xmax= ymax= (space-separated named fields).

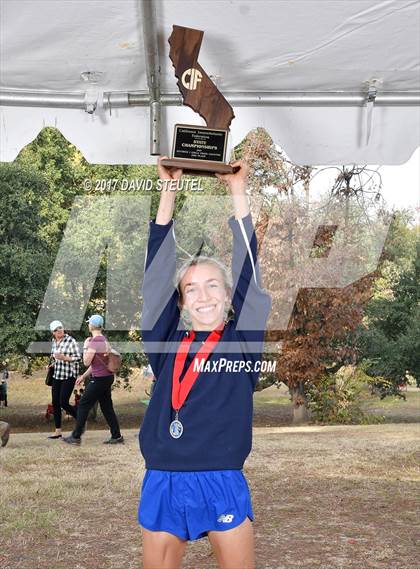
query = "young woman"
xmin=139 ymin=158 xmax=271 ymax=569
xmin=63 ymin=314 xmax=123 ymax=445
xmin=47 ymin=320 xmax=80 ymax=439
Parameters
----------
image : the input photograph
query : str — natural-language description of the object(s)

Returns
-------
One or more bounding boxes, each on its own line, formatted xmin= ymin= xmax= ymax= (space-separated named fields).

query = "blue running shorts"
xmin=138 ymin=469 xmax=254 ymax=541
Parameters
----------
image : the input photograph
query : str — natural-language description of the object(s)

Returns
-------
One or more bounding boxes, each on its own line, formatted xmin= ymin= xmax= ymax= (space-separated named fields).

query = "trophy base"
xmin=160 ymin=158 xmax=237 ymax=177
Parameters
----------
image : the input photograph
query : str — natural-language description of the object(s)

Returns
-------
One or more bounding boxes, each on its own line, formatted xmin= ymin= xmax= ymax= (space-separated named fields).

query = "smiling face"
xmin=180 ymin=263 xmax=230 ymax=331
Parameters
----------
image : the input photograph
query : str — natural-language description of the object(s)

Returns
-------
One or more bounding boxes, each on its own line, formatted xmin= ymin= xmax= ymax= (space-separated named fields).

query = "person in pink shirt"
xmin=63 ymin=314 xmax=123 ymax=445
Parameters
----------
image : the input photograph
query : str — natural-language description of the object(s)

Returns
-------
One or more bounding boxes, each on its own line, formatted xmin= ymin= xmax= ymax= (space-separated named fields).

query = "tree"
xmin=0 ymin=163 xmax=53 ymax=361
xmin=260 ymin=201 xmax=376 ymax=422
xmin=5 ymin=125 xmax=409 ymax=416
xmin=4 ymin=128 xmax=155 ymax=379
xmin=15 ymin=127 xmax=87 ymax=250
xmin=357 ymin=212 xmax=419 ymax=392
xmin=235 ymin=130 xmax=382 ymax=422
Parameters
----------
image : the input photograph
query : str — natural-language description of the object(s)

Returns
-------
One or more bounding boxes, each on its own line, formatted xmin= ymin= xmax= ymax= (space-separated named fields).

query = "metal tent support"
xmin=2 ymin=90 xmax=419 ymax=109
xmin=1 ymin=90 xmax=419 ymax=157
xmin=365 ymin=80 xmax=378 ymax=145
xmin=139 ymin=0 xmax=161 ymax=155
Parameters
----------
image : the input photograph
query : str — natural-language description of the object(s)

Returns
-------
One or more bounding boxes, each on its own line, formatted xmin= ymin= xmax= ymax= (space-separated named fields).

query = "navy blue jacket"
xmin=139 ymin=213 xmax=271 ymax=471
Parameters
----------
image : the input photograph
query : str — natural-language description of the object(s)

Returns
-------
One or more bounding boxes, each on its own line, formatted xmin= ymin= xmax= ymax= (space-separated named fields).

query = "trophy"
xmin=160 ymin=25 xmax=238 ymax=177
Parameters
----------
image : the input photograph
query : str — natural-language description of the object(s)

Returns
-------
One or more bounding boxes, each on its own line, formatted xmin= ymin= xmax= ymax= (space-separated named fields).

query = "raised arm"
xmin=216 ymin=161 xmax=272 ymax=336
xmin=155 ymin=156 xmax=182 ymax=224
xmin=141 ymin=158 xmax=183 ymax=373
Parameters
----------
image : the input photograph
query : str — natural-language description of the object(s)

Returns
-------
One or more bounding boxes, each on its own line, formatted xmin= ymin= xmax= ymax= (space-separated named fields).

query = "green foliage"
xmin=357 ymin=213 xmax=419 ymax=388
xmin=307 ymin=368 xmax=384 ymax=424
xmin=15 ymin=128 xmax=87 ymax=249
xmin=367 ymin=374 xmax=407 ymax=400
xmin=2 ymin=126 xmax=418 ymax=405
xmin=254 ymin=370 xmax=279 ymax=392
xmin=0 ymin=162 xmax=52 ymax=359
xmin=2 ymin=127 xmax=155 ymax=375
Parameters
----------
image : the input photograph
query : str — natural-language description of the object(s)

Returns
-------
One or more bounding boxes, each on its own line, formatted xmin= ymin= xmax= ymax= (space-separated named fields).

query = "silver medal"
xmin=169 ymin=411 xmax=183 ymax=439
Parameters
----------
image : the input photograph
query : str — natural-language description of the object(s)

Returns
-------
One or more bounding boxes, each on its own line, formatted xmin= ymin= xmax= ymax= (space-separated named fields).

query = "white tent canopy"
xmin=1 ymin=0 xmax=419 ymax=165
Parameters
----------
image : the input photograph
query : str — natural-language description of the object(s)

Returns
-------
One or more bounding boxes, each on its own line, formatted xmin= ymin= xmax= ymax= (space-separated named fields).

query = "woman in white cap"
xmin=47 ymin=320 xmax=81 ymax=439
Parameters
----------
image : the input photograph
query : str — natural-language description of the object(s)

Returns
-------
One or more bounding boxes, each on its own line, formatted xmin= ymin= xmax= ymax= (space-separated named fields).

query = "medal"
xmin=170 ymin=324 xmax=224 ymax=439
xmin=169 ymin=411 xmax=184 ymax=439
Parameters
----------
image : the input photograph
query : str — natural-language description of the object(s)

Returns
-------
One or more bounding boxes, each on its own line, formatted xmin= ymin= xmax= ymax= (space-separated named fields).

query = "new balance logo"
xmin=217 ymin=514 xmax=234 ymax=523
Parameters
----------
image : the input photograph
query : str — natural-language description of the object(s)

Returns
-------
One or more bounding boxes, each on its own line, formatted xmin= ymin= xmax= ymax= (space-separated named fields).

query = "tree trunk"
xmin=289 ymin=382 xmax=310 ymax=424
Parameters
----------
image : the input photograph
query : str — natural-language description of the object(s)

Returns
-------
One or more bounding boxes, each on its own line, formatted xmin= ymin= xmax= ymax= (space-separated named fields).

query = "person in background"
xmin=1 ymin=366 xmax=8 ymax=407
xmin=63 ymin=314 xmax=124 ymax=445
xmin=0 ymin=378 xmax=6 ymax=408
xmin=47 ymin=320 xmax=81 ymax=439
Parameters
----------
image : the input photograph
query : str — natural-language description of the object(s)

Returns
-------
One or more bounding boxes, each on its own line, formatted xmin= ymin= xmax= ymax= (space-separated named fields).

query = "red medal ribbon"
xmin=172 ymin=324 xmax=224 ymax=412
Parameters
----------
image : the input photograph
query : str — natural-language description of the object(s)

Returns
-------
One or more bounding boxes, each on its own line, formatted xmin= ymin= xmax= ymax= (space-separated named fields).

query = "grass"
xmin=1 ymin=372 xmax=419 ymax=433
xmin=0 ymin=424 xmax=419 ymax=569
xmin=0 ymin=369 xmax=148 ymax=433
xmin=1 ymin=373 xmax=418 ymax=567
xmin=360 ymin=388 xmax=420 ymax=422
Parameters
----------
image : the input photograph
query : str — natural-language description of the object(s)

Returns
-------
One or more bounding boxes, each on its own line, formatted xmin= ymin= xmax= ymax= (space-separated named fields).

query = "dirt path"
xmin=1 ymin=424 xmax=418 ymax=569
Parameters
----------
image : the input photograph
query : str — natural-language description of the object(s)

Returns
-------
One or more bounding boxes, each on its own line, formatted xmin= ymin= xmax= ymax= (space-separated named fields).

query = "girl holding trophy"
xmin=139 ymin=157 xmax=271 ymax=569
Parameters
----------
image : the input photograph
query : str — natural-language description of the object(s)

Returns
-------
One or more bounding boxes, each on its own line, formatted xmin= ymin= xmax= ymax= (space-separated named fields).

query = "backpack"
xmin=97 ymin=339 xmax=122 ymax=374
xmin=105 ymin=347 xmax=122 ymax=374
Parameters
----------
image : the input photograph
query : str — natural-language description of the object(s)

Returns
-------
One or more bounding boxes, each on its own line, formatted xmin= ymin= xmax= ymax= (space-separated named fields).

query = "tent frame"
xmin=1 ymin=0 xmax=419 ymax=155
xmin=1 ymin=90 xmax=418 ymax=156
xmin=1 ymin=90 xmax=418 ymax=109
xmin=2 ymin=90 xmax=418 ymax=108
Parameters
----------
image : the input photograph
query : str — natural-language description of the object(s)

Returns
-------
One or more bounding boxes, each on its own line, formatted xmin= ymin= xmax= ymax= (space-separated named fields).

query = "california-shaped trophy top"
xmin=168 ymin=25 xmax=235 ymax=131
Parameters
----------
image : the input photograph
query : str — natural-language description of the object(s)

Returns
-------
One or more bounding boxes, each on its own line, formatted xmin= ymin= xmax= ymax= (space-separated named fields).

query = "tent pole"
xmin=1 ymin=91 xmax=419 ymax=108
xmin=139 ymin=0 xmax=161 ymax=155
xmin=158 ymin=92 xmax=420 ymax=107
